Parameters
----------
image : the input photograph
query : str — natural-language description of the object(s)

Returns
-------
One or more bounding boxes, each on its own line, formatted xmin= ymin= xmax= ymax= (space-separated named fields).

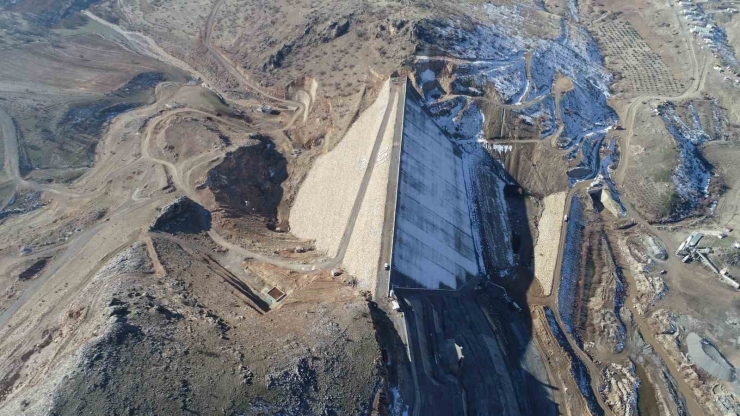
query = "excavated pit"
xmin=199 ymin=135 xmax=287 ymax=234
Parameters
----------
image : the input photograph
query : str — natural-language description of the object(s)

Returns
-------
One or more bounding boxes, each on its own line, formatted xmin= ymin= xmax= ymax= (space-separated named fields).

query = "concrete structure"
xmin=266 ymin=287 xmax=286 ymax=302
xmin=688 ymin=231 xmax=704 ymax=248
xmin=383 ymin=80 xmax=556 ymax=415
xmin=389 ymin=85 xmax=479 ymax=290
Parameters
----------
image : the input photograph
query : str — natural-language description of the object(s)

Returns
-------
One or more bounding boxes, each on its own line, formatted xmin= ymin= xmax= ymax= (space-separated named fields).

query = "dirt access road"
xmin=203 ymin=0 xmax=305 ymax=128
xmin=204 ymin=82 xmax=401 ymax=275
xmin=613 ymin=0 xmax=708 ymax=187
xmin=0 ymin=108 xmax=84 ymax=212
xmin=1 ymin=1 xmax=401 ymax=337
xmin=526 ymin=1 xmax=712 ymax=413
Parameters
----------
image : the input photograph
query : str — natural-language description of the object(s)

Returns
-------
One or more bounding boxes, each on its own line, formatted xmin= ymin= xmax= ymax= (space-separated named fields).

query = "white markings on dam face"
xmin=390 ymin=87 xmax=479 ymax=290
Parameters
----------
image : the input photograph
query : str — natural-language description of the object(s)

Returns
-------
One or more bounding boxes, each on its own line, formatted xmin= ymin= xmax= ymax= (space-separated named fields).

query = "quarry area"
xmin=3 ymin=0 xmax=740 ymax=415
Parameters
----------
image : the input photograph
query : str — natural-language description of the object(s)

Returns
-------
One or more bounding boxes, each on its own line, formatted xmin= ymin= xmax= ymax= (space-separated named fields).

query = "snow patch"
xmin=657 ymin=102 xmax=712 ymax=218
xmin=389 ymin=387 xmax=410 ymax=416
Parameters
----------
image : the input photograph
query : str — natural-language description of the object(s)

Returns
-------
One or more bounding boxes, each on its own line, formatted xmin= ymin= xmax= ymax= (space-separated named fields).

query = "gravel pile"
xmin=343 ymin=93 xmax=398 ymax=292
xmin=534 ymin=192 xmax=566 ymax=296
xmin=290 ymin=80 xmax=390 ymax=257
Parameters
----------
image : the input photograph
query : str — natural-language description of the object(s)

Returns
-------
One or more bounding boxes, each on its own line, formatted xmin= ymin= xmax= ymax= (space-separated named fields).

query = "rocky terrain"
xmin=45 ymin=237 xmax=380 ymax=416
xmin=2 ymin=0 xmax=740 ymax=414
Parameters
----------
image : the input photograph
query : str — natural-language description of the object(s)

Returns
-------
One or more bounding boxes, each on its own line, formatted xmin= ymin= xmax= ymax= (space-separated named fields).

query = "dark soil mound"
xmin=204 ymin=136 xmax=287 ymax=230
xmin=150 ymin=197 xmax=212 ymax=234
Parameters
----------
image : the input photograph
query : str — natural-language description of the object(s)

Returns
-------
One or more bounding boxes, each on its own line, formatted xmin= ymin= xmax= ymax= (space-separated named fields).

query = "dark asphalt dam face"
xmin=387 ymin=82 xmax=561 ymax=415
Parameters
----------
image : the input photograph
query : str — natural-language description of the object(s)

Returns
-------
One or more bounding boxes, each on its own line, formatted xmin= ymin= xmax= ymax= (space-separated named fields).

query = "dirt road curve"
xmin=0 ymin=7 xmax=310 ymax=332
xmin=199 ymin=83 xmax=400 ymax=273
xmin=53 ymin=3 xmax=396 ymax=281
xmin=614 ymin=0 xmax=707 ymax=186
xmin=203 ymin=0 xmax=305 ymax=129
xmin=529 ymin=2 xmax=707 ymax=415
xmin=535 ymin=2 xmax=711 ymax=412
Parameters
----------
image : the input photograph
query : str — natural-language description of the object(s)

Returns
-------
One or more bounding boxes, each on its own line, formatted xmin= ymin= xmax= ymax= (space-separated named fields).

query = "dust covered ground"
xmin=4 ymin=0 xmax=740 ymax=414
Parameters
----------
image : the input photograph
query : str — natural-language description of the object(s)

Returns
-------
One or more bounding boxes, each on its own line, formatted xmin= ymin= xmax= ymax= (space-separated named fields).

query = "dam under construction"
xmin=380 ymin=81 xmax=559 ymax=415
